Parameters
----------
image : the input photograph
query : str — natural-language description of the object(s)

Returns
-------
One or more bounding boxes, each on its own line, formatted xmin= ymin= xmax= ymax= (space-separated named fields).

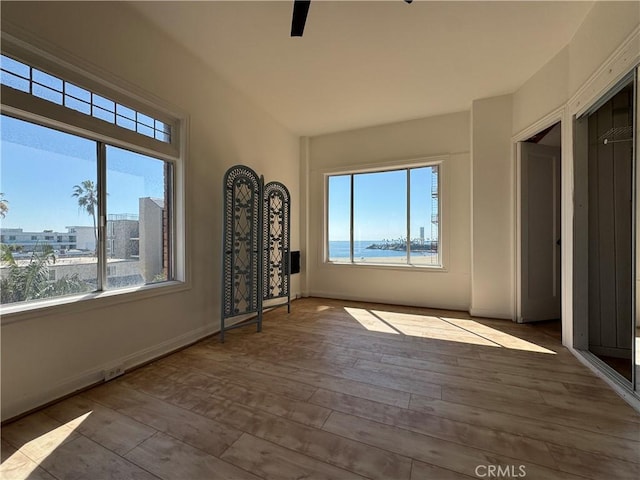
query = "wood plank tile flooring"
xmin=2 ymin=297 xmax=639 ymax=479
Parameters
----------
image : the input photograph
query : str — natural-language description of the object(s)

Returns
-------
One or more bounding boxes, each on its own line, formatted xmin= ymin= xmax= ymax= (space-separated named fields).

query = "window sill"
xmin=0 ymin=280 xmax=189 ymax=325
xmin=323 ymin=261 xmax=448 ymax=273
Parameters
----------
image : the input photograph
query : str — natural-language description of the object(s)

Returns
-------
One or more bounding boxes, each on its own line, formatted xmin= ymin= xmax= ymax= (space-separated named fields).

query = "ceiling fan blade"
xmin=291 ymin=0 xmax=311 ymax=37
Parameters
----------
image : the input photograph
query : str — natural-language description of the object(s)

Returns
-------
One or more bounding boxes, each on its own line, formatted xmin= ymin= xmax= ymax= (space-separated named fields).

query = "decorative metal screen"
xmin=221 ymin=165 xmax=263 ymax=341
xmin=263 ymin=182 xmax=291 ymax=311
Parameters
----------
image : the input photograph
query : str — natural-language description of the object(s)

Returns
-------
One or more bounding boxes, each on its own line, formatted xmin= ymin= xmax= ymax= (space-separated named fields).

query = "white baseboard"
xmin=468 ymin=307 xmax=513 ymax=320
xmin=308 ymin=290 xmax=469 ymax=312
xmin=2 ymin=323 xmax=220 ymax=422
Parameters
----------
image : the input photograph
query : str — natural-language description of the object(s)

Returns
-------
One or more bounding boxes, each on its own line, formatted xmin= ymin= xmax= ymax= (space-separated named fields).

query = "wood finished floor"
xmin=2 ymin=297 xmax=639 ymax=480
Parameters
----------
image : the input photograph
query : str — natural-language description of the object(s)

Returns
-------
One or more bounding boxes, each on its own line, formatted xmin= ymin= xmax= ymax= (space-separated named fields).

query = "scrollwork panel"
xmin=222 ymin=166 xmax=262 ymax=317
xmin=263 ymin=182 xmax=290 ymax=300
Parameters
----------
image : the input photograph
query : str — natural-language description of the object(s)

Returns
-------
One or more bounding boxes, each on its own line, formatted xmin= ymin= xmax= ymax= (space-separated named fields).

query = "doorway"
xmin=516 ymin=122 xmax=562 ymax=326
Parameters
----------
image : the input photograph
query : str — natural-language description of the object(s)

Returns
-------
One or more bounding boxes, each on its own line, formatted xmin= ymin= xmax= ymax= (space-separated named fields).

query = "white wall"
xmin=306 ymin=112 xmax=471 ymax=310
xmin=512 ymin=47 xmax=569 ymax=136
xmin=510 ymin=1 xmax=639 ymax=348
xmin=568 ymin=1 xmax=640 ymax=97
xmin=513 ymin=2 xmax=640 ymax=136
xmin=1 ymin=2 xmax=300 ymax=420
xmin=470 ymin=95 xmax=514 ymax=319
xmin=513 ymin=0 xmax=640 ymax=134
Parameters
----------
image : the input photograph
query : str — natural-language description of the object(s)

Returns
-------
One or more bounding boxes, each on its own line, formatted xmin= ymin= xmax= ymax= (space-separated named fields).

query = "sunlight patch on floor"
xmin=372 ymin=310 xmax=498 ymax=347
xmin=440 ymin=317 xmax=556 ymax=354
xmin=345 ymin=307 xmax=399 ymax=334
xmin=315 ymin=305 xmax=332 ymax=312
xmin=344 ymin=307 xmax=556 ymax=354
xmin=1 ymin=411 xmax=91 ymax=479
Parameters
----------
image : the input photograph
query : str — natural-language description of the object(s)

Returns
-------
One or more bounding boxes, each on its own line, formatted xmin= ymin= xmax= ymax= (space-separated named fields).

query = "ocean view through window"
xmin=327 ymin=164 xmax=440 ymax=267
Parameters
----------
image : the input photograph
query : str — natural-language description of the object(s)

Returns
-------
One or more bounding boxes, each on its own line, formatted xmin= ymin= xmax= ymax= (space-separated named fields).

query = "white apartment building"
xmin=0 ymin=198 xmax=165 ymax=287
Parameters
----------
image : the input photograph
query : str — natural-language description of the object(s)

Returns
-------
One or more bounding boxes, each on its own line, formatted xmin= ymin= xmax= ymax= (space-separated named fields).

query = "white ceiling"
xmin=130 ymin=1 xmax=594 ymax=136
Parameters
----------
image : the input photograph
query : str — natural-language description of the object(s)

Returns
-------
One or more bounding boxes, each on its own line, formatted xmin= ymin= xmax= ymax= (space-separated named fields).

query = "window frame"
xmin=324 ymin=156 xmax=447 ymax=270
xmin=1 ymin=34 xmax=179 ymax=158
xmin=0 ymin=33 xmax=188 ymax=320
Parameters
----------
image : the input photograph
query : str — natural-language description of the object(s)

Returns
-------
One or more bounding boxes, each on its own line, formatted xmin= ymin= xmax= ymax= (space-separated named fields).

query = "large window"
xmin=327 ymin=164 xmax=440 ymax=267
xmin=0 ymin=45 xmax=181 ymax=309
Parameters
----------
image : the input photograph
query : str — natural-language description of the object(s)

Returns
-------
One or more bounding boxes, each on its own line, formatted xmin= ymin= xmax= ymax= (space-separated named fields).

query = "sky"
xmin=328 ymin=166 xmax=438 ymax=242
xmin=0 ymin=115 xmax=165 ymax=233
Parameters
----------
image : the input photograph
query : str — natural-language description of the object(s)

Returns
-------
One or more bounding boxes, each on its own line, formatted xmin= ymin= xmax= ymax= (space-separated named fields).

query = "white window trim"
xmin=322 ymin=155 xmax=449 ymax=271
xmin=0 ymin=29 xmax=190 ymax=323
xmin=0 ymin=281 xmax=190 ymax=325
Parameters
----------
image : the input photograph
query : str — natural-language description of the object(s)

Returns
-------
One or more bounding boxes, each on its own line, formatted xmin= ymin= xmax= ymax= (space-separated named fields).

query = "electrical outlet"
xmin=103 ymin=365 xmax=125 ymax=382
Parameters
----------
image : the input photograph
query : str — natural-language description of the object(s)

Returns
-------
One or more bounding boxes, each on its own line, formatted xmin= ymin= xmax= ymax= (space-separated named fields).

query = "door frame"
xmin=512 ymin=109 xmax=564 ymax=327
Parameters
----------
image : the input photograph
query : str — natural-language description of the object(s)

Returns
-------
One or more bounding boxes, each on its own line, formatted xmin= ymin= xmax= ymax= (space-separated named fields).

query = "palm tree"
xmin=72 ymin=180 xmax=98 ymax=251
xmin=0 ymin=244 xmax=90 ymax=304
xmin=0 ymin=193 xmax=8 ymax=219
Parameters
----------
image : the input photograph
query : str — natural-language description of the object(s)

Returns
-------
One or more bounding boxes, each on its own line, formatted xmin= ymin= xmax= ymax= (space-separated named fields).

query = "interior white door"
xmin=519 ymin=142 xmax=561 ymax=322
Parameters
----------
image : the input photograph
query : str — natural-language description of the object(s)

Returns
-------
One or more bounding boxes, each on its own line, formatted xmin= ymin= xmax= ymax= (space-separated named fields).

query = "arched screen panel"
xmin=221 ymin=165 xmax=263 ymax=341
xmin=263 ymin=181 xmax=291 ymax=311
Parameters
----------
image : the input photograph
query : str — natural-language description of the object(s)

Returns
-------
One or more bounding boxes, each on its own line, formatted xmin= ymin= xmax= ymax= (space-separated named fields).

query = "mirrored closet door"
xmin=635 ymin=65 xmax=639 ymax=394
xmin=574 ymin=67 xmax=639 ymax=397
